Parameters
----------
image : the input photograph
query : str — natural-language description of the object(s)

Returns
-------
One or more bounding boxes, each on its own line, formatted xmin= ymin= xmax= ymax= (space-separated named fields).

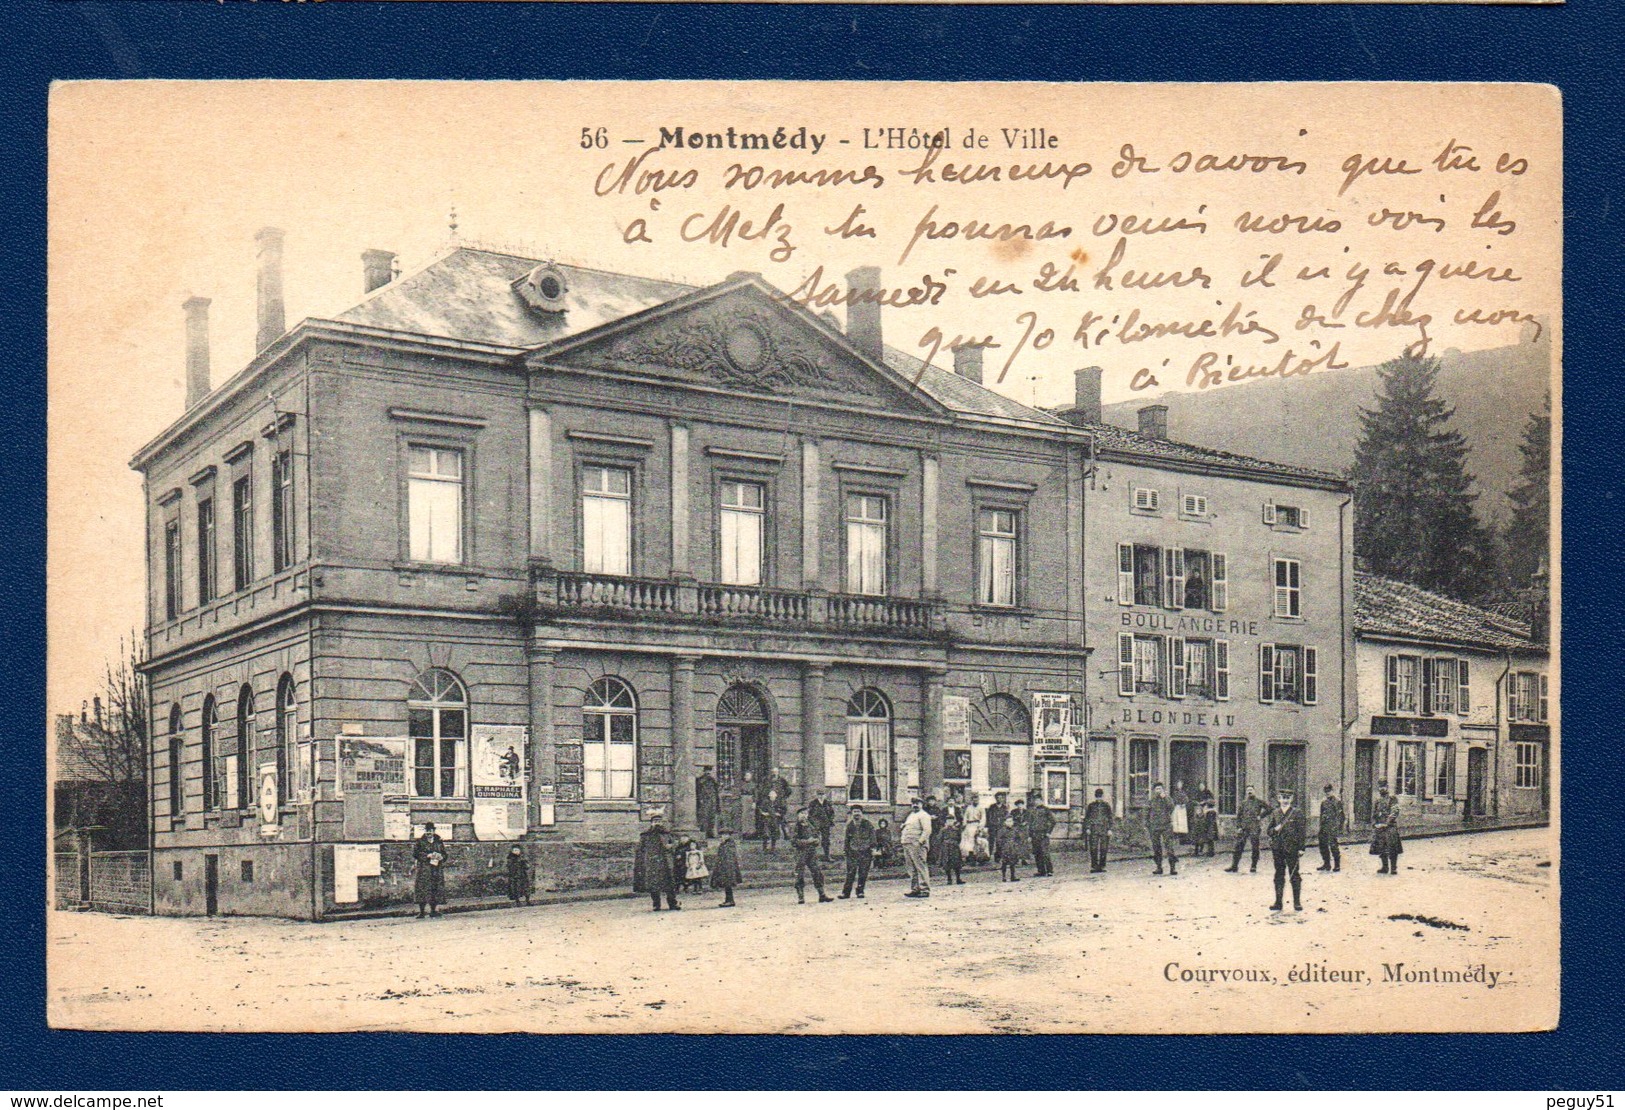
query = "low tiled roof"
xmin=1355 ymin=570 xmax=1537 ymax=652
xmin=337 ymin=246 xmax=695 ymax=349
xmin=881 ymin=348 xmax=1069 ymax=426
xmin=1055 ymin=411 xmax=1346 ymax=484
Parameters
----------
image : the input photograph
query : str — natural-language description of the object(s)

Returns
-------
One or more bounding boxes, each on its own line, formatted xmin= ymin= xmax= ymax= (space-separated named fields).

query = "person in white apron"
xmin=960 ymin=791 xmax=986 ymax=862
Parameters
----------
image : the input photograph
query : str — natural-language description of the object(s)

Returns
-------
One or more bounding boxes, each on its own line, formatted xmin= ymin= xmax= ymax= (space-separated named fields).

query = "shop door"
xmin=1354 ymin=740 xmax=1378 ymax=823
xmin=1466 ymin=747 xmax=1489 ymax=818
xmin=1267 ymin=744 xmax=1307 ymax=805
xmin=204 ymin=854 xmax=219 ymax=916
xmin=1169 ymin=740 xmax=1210 ymax=798
xmin=716 ymin=686 xmax=771 ymax=835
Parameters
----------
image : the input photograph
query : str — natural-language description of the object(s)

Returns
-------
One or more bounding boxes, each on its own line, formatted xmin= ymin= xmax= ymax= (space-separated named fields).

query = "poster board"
xmin=471 ymin=724 xmax=528 ymax=841
xmin=338 ymin=737 xmax=409 ymax=841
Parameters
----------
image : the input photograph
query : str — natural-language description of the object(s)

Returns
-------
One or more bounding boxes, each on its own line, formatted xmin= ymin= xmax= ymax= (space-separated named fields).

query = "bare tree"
xmin=55 ymin=633 xmax=148 ymax=848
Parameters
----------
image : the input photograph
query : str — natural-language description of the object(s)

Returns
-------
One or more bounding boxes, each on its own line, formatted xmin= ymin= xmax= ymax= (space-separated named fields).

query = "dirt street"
xmin=48 ymin=827 xmax=1557 ymax=1034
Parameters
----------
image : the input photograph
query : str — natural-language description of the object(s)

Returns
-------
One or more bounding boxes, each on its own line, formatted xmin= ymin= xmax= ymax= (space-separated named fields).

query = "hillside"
xmin=1100 ymin=333 xmax=1554 ymax=527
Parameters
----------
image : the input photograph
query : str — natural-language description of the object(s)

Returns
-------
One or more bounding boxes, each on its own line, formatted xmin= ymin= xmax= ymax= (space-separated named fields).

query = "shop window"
xmin=1218 ymin=740 xmax=1246 ymax=815
xmin=410 ymin=668 xmax=468 ymax=799
xmin=1434 ymin=742 xmax=1456 ymax=798
xmin=583 ymin=677 xmax=637 ymax=800
xmin=1128 ymin=739 xmax=1157 ymax=809
xmin=1396 ymin=741 xmax=1423 ymax=797
xmin=1515 ymin=741 xmax=1543 ymax=789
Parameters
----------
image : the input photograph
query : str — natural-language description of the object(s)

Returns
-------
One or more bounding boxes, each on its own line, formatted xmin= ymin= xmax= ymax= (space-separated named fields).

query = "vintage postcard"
xmin=47 ymin=80 xmax=1558 ymax=1034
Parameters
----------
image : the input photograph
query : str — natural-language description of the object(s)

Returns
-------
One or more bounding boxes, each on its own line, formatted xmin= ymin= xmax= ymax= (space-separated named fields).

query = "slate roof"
xmin=880 ymin=347 xmax=1070 ymax=427
xmin=1355 ymin=570 xmax=1537 ymax=652
xmin=1053 ymin=411 xmax=1346 ymax=485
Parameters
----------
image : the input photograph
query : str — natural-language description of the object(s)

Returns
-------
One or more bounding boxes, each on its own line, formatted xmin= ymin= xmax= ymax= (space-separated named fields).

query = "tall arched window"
xmin=168 ymin=704 xmax=184 ymax=817
xmin=276 ymin=674 xmax=297 ymax=804
xmin=236 ymin=685 xmax=255 ymax=811
xmin=583 ymin=677 xmax=638 ymax=800
xmin=200 ymin=695 xmax=218 ymax=811
xmin=409 ymin=669 xmax=468 ymax=798
xmin=845 ymin=689 xmax=892 ymax=804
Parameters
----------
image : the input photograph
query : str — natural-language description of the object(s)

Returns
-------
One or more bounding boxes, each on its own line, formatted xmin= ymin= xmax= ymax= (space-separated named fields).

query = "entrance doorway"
xmin=204 ymin=854 xmax=219 ymax=916
xmin=1466 ymin=747 xmax=1489 ymax=818
xmin=1169 ymin=739 xmax=1210 ymax=799
xmin=1354 ymin=740 xmax=1378 ymax=823
xmin=715 ymin=686 xmax=771 ymax=835
xmin=1266 ymin=743 xmax=1306 ymax=805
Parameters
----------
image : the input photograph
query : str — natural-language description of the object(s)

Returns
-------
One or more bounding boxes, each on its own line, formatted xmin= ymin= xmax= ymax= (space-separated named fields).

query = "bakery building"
xmin=1352 ymin=570 xmax=1551 ymax=829
xmin=133 ymin=231 xmax=1093 ymax=917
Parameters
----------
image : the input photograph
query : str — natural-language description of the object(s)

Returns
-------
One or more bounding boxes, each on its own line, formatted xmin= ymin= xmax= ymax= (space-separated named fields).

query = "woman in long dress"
xmin=960 ymin=791 xmax=986 ymax=862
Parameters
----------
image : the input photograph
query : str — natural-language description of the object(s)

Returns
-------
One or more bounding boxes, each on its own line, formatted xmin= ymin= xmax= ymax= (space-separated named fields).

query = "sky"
xmin=47 ymin=80 xmax=1560 ymax=712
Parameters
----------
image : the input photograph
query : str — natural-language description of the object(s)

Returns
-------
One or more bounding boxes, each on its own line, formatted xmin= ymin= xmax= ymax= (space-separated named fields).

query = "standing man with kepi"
xmin=901 ymin=797 xmax=933 ymax=898
xmin=1267 ymin=789 xmax=1307 ymax=912
xmin=1225 ymin=786 xmax=1270 ymax=874
xmin=808 ymin=788 xmax=836 ymax=862
xmin=1083 ymin=787 xmax=1113 ymax=872
xmin=1371 ymin=784 xmax=1404 ymax=874
xmin=791 ymin=806 xmax=835 ymax=905
xmin=1027 ymin=789 xmax=1057 ymax=877
xmin=1317 ymin=783 xmax=1345 ymax=872
xmin=839 ymin=804 xmax=876 ymax=899
xmin=1146 ymin=782 xmax=1178 ymax=876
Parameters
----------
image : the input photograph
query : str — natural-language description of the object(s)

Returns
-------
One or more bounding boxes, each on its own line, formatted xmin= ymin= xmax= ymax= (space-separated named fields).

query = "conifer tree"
xmin=1350 ymin=352 xmax=1492 ymax=599
xmin=1502 ymin=391 xmax=1552 ymax=592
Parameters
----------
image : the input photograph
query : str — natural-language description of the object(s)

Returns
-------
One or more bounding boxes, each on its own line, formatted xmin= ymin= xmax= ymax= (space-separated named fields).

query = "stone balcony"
xmin=538 ymin=569 xmax=943 ymax=638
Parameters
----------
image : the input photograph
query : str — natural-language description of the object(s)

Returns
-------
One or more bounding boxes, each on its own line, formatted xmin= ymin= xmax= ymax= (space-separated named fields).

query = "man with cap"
xmin=791 ymin=806 xmax=834 ymax=904
xmin=1317 ymin=783 xmax=1346 ymax=872
xmin=984 ymin=792 xmax=1010 ymax=853
xmin=900 ymin=797 xmax=934 ymax=898
xmin=1266 ymin=789 xmax=1307 ymax=912
xmin=1225 ymin=786 xmax=1270 ymax=874
xmin=695 ymin=765 xmax=720 ymax=840
xmin=412 ymin=822 xmax=449 ymax=918
xmin=808 ymin=788 xmax=836 ymax=861
xmin=1371 ymin=784 xmax=1403 ymax=874
xmin=1027 ymin=789 xmax=1057 ymax=877
xmin=1083 ymin=787 xmax=1114 ymax=872
xmin=1146 ymin=782 xmax=1178 ymax=875
xmin=632 ymin=809 xmax=681 ymax=912
xmin=839 ymin=804 xmax=876 ymax=899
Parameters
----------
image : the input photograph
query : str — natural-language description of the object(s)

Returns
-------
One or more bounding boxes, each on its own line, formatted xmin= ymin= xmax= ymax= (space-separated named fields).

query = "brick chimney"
xmin=254 ymin=226 xmax=286 ymax=352
xmin=953 ymin=344 xmax=984 ymax=385
xmin=1073 ymin=366 xmax=1103 ymax=423
xmin=183 ymin=295 xmax=211 ymax=409
xmin=845 ymin=266 xmax=883 ymax=363
xmin=362 ymin=249 xmax=397 ymax=294
xmin=1138 ymin=404 xmax=1169 ymax=440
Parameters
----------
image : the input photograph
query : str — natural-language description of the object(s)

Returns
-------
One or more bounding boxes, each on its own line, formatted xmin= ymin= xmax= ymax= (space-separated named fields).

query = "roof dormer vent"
xmin=516 ymin=262 xmax=569 ymax=314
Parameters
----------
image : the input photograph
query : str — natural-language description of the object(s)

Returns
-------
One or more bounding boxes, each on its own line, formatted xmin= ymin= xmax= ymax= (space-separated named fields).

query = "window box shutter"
xmin=1262 ymin=501 xmax=1277 ymax=525
xmin=1170 ymin=637 xmax=1187 ymax=698
xmin=1215 ymin=640 xmax=1230 ymax=700
xmin=1299 ymin=507 xmax=1311 ymax=529
xmin=1117 ymin=543 xmax=1134 ymax=606
xmin=1539 ymin=673 xmax=1548 ymax=723
xmin=1156 ymin=636 xmax=1169 ymax=697
xmin=1259 ymin=643 xmax=1275 ymax=703
xmin=1211 ymin=552 xmax=1228 ymax=612
xmin=1303 ymin=647 xmax=1318 ymax=705
xmin=1458 ymin=659 xmax=1470 ymax=716
xmin=1118 ymin=633 xmax=1135 ymax=697
xmin=1386 ymin=655 xmax=1399 ymax=715
xmin=1420 ymin=658 xmax=1434 ymax=716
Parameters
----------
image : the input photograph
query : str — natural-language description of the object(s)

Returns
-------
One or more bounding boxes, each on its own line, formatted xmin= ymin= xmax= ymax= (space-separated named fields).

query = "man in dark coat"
xmin=1266 ymin=790 xmax=1308 ymax=912
xmin=1083 ymin=787 xmax=1114 ymax=872
xmin=808 ymin=789 xmax=836 ymax=861
xmin=1027 ymin=790 xmax=1057 ymax=877
xmin=1010 ymin=799 xmax=1033 ymax=865
xmin=1146 ymin=782 xmax=1178 ymax=875
xmin=1317 ymin=783 xmax=1346 ymax=872
xmin=985 ymin=792 xmax=1010 ymax=850
xmin=633 ymin=815 xmax=680 ymax=911
xmin=840 ymin=804 xmax=876 ymax=898
xmin=1371 ymin=785 xmax=1404 ymax=874
xmin=413 ymin=822 xmax=449 ymax=918
xmin=505 ymin=845 xmax=533 ymax=907
xmin=791 ymin=807 xmax=834 ymax=904
xmin=1225 ymin=787 xmax=1270 ymax=874
xmin=710 ymin=831 xmax=743 ymax=908
xmin=696 ymin=766 xmax=721 ymax=839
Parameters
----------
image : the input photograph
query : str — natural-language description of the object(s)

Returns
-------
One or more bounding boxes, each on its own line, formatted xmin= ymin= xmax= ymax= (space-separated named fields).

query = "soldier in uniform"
xmin=695 ymin=765 xmax=720 ymax=840
xmin=1146 ymin=782 xmax=1178 ymax=876
xmin=1083 ymin=787 xmax=1114 ymax=872
xmin=1317 ymin=783 xmax=1346 ymax=872
xmin=791 ymin=807 xmax=834 ymax=904
xmin=1027 ymin=789 xmax=1057 ymax=877
xmin=1225 ymin=786 xmax=1270 ymax=874
xmin=1371 ymin=784 xmax=1404 ymax=874
xmin=808 ymin=789 xmax=836 ymax=861
xmin=984 ymin=792 xmax=1010 ymax=852
xmin=839 ymin=805 xmax=876 ymax=899
xmin=1266 ymin=789 xmax=1307 ymax=912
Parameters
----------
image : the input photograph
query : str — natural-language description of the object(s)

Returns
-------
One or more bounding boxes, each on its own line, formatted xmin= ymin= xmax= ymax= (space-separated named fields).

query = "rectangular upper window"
xmin=408 ymin=446 xmax=464 ymax=565
xmin=1386 ymin=654 xmax=1421 ymax=714
xmin=1260 ymin=643 xmax=1317 ymax=705
xmin=719 ymin=479 xmax=765 ymax=586
xmin=232 ymin=473 xmax=254 ymax=591
xmin=844 ymin=493 xmax=888 ymax=596
xmin=1515 ymin=741 xmax=1543 ymax=789
xmin=1118 ymin=544 xmax=1226 ymax=613
xmin=977 ymin=508 xmax=1018 ymax=607
xmin=1132 ymin=487 xmax=1161 ymax=513
xmin=1509 ymin=672 xmax=1547 ymax=723
xmin=1273 ymin=557 xmax=1302 ymax=618
xmin=271 ymin=448 xmax=295 ymax=573
xmin=581 ymin=464 xmax=632 ymax=575
xmin=163 ymin=519 xmax=183 ymax=620
xmin=196 ymin=497 xmax=216 ymax=606
xmin=1181 ymin=493 xmax=1209 ymax=518
xmin=1264 ymin=502 xmax=1310 ymax=529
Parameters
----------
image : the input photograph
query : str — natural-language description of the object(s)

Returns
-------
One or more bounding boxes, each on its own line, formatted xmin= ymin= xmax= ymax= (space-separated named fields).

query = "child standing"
xmin=710 ymin=832 xmax=742 ymax=908
xmin=996 ymin=817 xmax=1021 ymax=882
xmin=505 ymin=845 xmax=533 ymax=907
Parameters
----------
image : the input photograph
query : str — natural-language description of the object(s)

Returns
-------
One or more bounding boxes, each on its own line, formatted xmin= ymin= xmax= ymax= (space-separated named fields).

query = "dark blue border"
xmin=9 ymin=0 xmax=1624 ymax=1090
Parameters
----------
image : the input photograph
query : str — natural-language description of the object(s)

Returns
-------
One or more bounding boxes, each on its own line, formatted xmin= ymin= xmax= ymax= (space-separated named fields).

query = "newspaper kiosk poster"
xmin=472 ymin=725 xmax=528 ymax=841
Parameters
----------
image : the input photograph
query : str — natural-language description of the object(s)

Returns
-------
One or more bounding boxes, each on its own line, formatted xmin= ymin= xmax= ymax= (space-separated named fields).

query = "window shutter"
xmin=1215 ymin=639 xmax=1230 ymax=700
xmin=1170 ymin=637 xmax=1187 ymax=698
xmin=1162 ymin=548 xmax=1178 ymax=610
xmin=1117 ymin=543 xmax=1134 ymax=606
xmin=1304 ymin=647 xmax=1318 ymax=705
xmin=1299 ymin=507 xmax=1311 ymax=529
xmin=1171 ymin=548 xmax=1187 ymax=609
xmin=1118 ymin=633 xmax=1135 ymax=697
xmin=1386 ymin=655 xmax=1399 ymax=714
xmin=1259 ymin=643 xmax=1276 ymax=703
xmin=1507 ymin=677 xmax=1517 ymax=720
xmin=1539 ymin=673 xmax=1548 ymax=723
xmin=1420 ymin=658 xmax=1434 ymax=716
xmin=1458 ymin=659 xmax=1470 ymax=716
xmin=1262 ymin=501 xmax=1276 ymax=525
xmin=1211 ymin=552 xmax=1228 ymax=612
